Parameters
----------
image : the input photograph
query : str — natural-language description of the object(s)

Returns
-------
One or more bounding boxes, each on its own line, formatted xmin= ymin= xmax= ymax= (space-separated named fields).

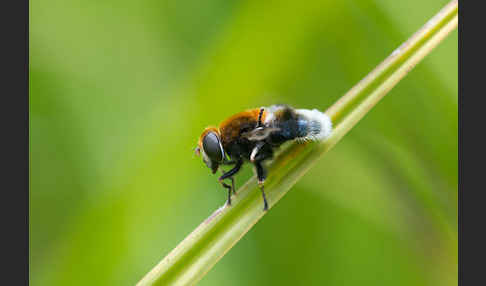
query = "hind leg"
xmin=250 ymin=144 xmax=273 ymax=211
xmin=254 ymin=161 xmax=269 ymax=211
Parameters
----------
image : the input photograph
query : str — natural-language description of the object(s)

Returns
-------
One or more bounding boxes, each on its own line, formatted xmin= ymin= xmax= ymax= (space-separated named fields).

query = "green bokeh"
xmin=30 ymin=0 xmax=457 ymax=285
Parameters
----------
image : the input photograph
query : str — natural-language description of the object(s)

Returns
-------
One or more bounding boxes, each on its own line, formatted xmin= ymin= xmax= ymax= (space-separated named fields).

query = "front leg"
xmin=220 ymin=170 xmax=236 ymax=196
xmin=218 ymin=159 xmax=243 ymax=205
xmin=219 ymin=180 xmax=233 ymax=206
xmin=220 ymin=158 xmax=239 ymax=196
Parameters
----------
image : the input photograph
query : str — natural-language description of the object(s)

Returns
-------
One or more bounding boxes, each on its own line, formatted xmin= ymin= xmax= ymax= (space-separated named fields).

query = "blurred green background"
xmin=30 ymin=0 xmax=457 ymax=285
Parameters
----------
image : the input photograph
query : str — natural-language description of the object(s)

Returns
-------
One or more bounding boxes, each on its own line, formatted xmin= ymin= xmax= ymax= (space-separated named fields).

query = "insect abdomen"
xmin=294 ymin=108 xmax=332 ymax=141
xmin=265 ymin=105 xmax=332 ymax=144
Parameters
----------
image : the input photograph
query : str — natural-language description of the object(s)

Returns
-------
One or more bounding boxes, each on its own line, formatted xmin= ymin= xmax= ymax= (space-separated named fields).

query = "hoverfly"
xmin=195 ymin=104 xmax=332 ymax=211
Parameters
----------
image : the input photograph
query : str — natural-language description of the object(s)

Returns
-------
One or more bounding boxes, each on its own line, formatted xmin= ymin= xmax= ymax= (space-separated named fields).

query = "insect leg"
xmin=221 ymin=170 xmax=236 ymax=195
xmin=219 ymin=159 xmax=243 ymax=180
xmin=219 ymin=159 xmax=243 ymax=203
xmin=250 ymin=141 xmax=265 ymax=162
xmin=230 ymin=176 xmax=236 ymax=195
xmin=220 ymin=181 xmax=233 ymax=206
xmin=251 ymin=142 xmax=274 ymax=163
xmin=254 ymin=161 xmax=269 ymax=211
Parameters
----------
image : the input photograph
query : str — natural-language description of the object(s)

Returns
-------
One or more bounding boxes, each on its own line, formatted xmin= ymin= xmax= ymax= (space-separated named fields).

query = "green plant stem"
xmin=137 ymin=1 xmax=458 ymax=285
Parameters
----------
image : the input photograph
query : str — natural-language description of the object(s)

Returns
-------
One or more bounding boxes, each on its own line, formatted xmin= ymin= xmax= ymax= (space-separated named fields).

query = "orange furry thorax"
xmin=218 ymin=108 xmax=266 ymax=146
xmin=198 ymin=108 xmax=267 ymax=149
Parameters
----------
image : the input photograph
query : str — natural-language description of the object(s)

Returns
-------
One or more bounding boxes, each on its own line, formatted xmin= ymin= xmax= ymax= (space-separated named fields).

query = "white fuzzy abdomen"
xmin=295 ymin=108 xmax=333 ymax=141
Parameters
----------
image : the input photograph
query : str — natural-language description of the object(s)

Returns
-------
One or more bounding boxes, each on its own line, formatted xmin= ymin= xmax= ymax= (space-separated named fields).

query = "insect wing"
xmin=241 ymin=126 xmax=281 ymax=141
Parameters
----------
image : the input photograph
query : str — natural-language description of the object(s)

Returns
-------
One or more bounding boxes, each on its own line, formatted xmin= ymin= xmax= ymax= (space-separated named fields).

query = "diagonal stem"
xmin=137 ymin=1 xmax=458 ymax=285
